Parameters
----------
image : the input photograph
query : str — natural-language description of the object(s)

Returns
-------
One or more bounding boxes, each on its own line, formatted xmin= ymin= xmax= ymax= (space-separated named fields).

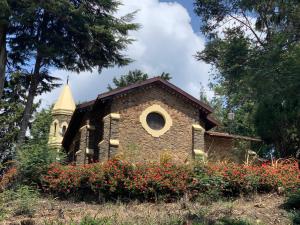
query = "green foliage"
xmin=214 ymin=217 xmax=253 ymax=225
xmin=194 ymin=0 xmax=300 ymax=157
xmin=17 ymin=144 xmax=60 ymax=185
xmin=107 ymin=70 xmax=172 ymax=90
xmin=17 ymin=106 xmax=64 ymax=185
xmin=284 ymin=190 xmax=300 ymax=225
xmin=29 ymin=107 xmax=53 ymax=145
xmin=44 ymin=214 xmax=256 ymax=225
xmin=76 ymin=216 xmax=113 ymax=225
xmin=0 ymin=72 xmax=30 ymax=165
xmin=191 ymin=165 xmax=225 ymax=203
xmin=191 ymin=161 xmax=299 ymax=198
xmin=0 ymin=185 xmax=39 ymax=217
xmin=3 ymin=0 xmax=139 ymax=144
xmin=284 ymin=190 xmax=300 ymax=210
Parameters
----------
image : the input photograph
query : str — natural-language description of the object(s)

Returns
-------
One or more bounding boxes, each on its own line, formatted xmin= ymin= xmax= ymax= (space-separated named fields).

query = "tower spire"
xmin=48 ymin=82 xmax=75 ymax=148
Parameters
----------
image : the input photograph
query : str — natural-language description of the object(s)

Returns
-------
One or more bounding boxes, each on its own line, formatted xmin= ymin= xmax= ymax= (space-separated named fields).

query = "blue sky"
xmin=41 ymin=0 xmax=212 ymax=107
xmin=161 ymin=0 xmax=201 ymax=31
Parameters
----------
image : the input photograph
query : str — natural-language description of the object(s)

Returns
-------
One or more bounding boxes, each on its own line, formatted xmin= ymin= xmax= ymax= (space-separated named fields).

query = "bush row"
xmin=40 ymin=159 xmax=300 ymax=201
xmin=192 ymin=160 xmax=300 ymax=196
xmin=42 ymin=159 xmax=191 ymax=201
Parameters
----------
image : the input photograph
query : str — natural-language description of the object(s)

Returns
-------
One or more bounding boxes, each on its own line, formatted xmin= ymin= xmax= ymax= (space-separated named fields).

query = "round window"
xmin=146 ymin=112 xmax=165 ymax=130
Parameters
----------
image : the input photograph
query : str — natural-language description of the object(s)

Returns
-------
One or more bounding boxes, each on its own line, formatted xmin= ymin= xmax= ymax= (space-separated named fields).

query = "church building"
xmin=49 ymin=77 xmax=260 ymax=165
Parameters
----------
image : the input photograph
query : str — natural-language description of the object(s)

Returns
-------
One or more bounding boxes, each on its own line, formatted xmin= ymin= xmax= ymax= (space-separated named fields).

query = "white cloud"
xmin=213 ymin=15 xmax=265 ymax=41
xmin=40 ymin=0 xmax=212 ymax=108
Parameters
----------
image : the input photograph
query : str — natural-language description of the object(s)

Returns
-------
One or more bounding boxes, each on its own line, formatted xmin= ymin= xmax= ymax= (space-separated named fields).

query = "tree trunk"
xmin=0 ymin=25 xmax=7 ymax=100
xmin=17 ymin=55 xmax=42 ymax=146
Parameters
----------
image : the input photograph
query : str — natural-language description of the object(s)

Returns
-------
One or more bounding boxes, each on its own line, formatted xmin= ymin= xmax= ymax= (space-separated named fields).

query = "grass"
xmin=0 ymin=192 xmax=289 ymax=225
xmin=0 ymin=185 xmax=39 ymax=220
xmin=44 ymin=215 xmax=257 ymax=225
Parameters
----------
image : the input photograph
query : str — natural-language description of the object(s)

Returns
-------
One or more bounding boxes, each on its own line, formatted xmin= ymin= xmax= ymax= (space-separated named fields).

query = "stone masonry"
xmin=109 ymin=85 xmax=205 ymax=164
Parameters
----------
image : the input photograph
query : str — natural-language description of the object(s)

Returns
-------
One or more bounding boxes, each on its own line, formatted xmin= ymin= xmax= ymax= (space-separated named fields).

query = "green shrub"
xmin=76 ymin=216 xmax=113 ymax=225
xmin=285 ymin=190 xmax=300 ymax=210
xmin=0 ymin=185 xmax=39 ymax=217
xmin=190 ymin=166 xmax=226 ymax=203
xmin=215 ymin=217 xmax=254 ymax=225
xmin=18 ymin=144 xmax=64 ymax=185
xmin=284 ymin=190 xmax=300 ymax=225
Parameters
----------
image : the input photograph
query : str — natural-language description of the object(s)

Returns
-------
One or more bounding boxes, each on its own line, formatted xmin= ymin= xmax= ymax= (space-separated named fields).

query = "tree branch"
xmin=228 ymin=13 xmax=264 ymax=47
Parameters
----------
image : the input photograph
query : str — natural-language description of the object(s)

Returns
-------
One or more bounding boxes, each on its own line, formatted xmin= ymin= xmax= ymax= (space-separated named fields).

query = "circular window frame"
xmin=139 ymin=104 xmax=172 ymax=137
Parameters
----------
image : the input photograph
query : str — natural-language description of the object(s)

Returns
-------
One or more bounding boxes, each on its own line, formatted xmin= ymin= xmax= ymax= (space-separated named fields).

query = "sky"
xmin=40 ymin=0 xmax=213 ymax=107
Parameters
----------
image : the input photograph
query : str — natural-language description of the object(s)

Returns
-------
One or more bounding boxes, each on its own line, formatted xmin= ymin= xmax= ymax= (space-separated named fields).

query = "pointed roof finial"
xmin=52 ymin=82 xmax=75 ymax=115
xmin=67 ymin=75 xmax=69 ymax=85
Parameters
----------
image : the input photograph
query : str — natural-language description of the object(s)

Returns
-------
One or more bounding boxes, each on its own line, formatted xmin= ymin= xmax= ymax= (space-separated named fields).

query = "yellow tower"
xmin=48 ymin=83 xmax=76 ymax=148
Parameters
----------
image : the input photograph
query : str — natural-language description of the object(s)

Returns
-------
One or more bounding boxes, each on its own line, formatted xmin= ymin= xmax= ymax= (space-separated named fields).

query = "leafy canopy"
xmin=107 ymin=70 xmax=171 ymax=90
xmin=194 ymin=0 xmax=300 ymax=157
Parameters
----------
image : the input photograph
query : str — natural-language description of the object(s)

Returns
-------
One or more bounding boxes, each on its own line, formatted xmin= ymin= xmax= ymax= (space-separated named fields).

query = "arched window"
xmin=62 ymin=125 xmax=67 ymax=136
xmin=54 ymin=122 xmax=57 ymax=137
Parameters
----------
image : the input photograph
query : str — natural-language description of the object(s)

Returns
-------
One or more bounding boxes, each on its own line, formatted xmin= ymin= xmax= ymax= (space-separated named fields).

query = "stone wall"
xmin=49 ymin=114 xmax=72 ymax=147
xmin=109 ymin=85 xmax=206 ymax=164
xmin=204 ymin=135 xmax=246 ymax=163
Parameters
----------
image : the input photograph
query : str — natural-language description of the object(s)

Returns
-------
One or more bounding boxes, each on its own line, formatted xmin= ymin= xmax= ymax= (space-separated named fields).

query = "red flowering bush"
xmin=0 ymin=167 xmax=18 ymax=192
xmin=42 ymin=159 xmax=299 ymax=201
xmin=202 ymin=160 xmax=300 ymax=195
xmin=42 ymin=160 xmax=191 ymax=201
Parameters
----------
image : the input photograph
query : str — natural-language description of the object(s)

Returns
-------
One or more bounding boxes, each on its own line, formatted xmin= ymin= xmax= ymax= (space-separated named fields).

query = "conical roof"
xmin=52 ymin=84 xmax=75 ymax=115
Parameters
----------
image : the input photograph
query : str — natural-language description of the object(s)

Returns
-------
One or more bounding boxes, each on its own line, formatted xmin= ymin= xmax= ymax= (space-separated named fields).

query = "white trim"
xmin=192 ymin=124 xmax=204 ymax=131
xmin=86 ymin=148 xmax=94 ymax=155
xmin=109 ymin=139 xmax=119 ymax=146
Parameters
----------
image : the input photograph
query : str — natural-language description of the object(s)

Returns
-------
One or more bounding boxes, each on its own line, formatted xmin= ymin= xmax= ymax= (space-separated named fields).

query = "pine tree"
xmin=5 ymin=0 xmax=138 ymax=145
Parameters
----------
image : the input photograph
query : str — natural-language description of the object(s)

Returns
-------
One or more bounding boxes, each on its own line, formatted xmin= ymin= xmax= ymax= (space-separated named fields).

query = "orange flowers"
xmin=204 ymin=160 xmax=300 ymax=194
xmin=41 ymin=159 xmax=299 ymax=200
xmin=42 ymin=160 xmax=191 ymax=201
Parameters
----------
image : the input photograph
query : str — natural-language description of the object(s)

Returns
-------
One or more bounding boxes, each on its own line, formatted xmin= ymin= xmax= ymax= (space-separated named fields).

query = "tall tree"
xmin=0 ymin=71 xmax=59 ymax=164
xmin=194 ymin=0 xmax=300 ymax=157
xmin=7 ymin=0 xmax=138 ymax=145
xmin=0 ymin=0 xmax=10 ymax=99
xmin=107 ymin=69 xmax=171 ymax=90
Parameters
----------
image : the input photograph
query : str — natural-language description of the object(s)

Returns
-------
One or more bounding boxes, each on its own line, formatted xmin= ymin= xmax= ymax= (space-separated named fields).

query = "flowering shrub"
xmin=42 ymin=159 xmax=299 ymax=201
xmin=42 ymin=160 xmax=191 ymax=201
xmin=0 ymin=167 xmax=18 ymax=192
xmin=197 ymin=160 xmax=300 ymax=195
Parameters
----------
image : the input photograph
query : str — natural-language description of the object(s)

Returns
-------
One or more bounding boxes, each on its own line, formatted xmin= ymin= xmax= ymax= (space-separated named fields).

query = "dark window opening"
xmin=54 ymin=122 xmax=57 ymax=136
xmin=62 ymin=125 xmax=67 ymax=136
xmin=146 ymin=112 xmax=165 ymax=130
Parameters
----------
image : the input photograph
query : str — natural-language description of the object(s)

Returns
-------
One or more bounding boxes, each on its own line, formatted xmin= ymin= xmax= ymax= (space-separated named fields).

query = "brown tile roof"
xmin=205 ymin=131 xmax=262 ymax=142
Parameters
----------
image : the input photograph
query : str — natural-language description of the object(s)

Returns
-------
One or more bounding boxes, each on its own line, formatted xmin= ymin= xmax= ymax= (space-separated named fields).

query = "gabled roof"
xmin=97 ymin=77 xmax=214 ymax=113
xmin=62 ymin=77 xmax=219 ymax=149
xmin=79 ymin=77 xmax=214 ymax=113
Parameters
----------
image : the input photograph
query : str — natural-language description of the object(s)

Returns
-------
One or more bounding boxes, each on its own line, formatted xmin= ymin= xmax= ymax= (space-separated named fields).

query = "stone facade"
xmin=204 ymin=135 xmax=246 ymax=163
xmin=109 ymin=85 xmax=204 ymax=164
xmin=62 ymin=78 xmax=258 ymax=165
xmin=66 ymin=84 xmax=208 ymax=164
xmin=48 ymin=114 xmax=73 ymax=148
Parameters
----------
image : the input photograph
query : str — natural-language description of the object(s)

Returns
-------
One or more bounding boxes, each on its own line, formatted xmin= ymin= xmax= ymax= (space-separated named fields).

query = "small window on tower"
xmin=62 ymin=125 xmax=67 ymax=136
xmin=54 ymin=122 xmax=57 ymax=136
